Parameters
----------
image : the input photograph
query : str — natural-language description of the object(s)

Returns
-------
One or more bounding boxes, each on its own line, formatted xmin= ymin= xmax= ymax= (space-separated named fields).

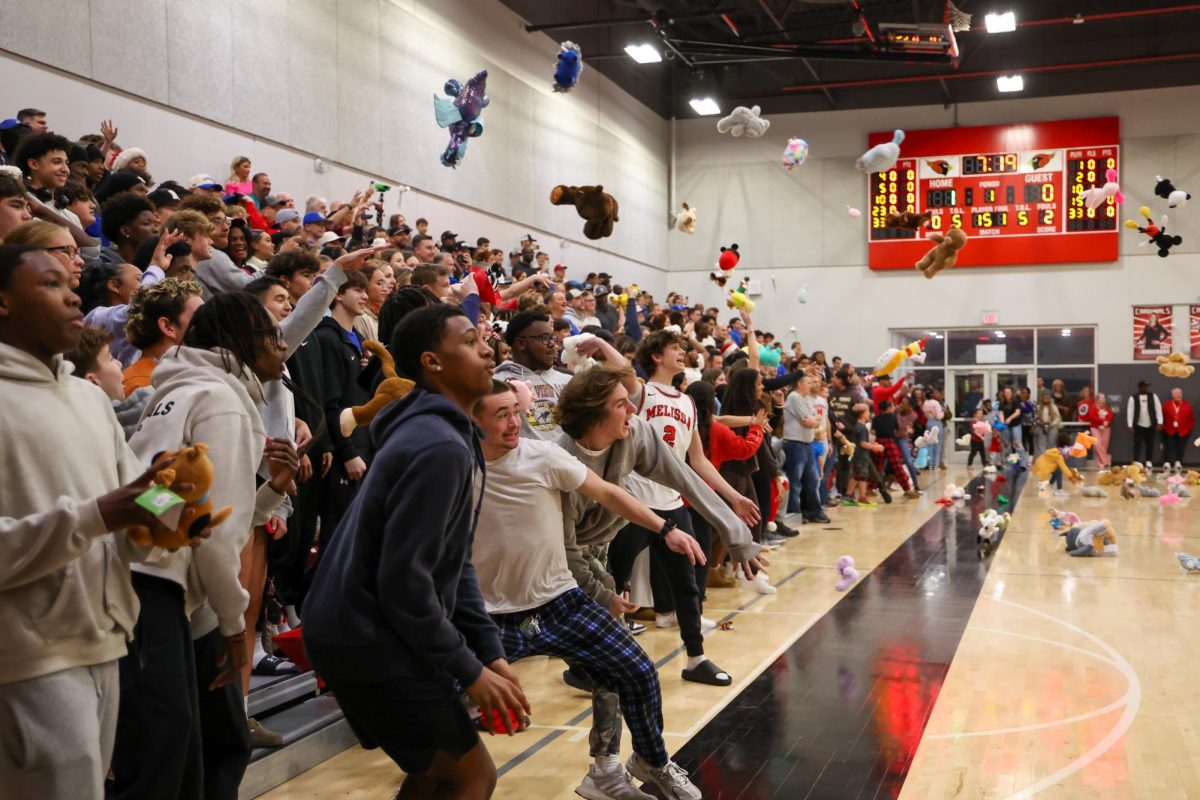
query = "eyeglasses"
xmin=210 ymin=216 xmax=231 ymax=228
xmin=46 ymin=244 xmax=81 ymax=259
xmin=518 ymin=333 xmax=557 ymax=347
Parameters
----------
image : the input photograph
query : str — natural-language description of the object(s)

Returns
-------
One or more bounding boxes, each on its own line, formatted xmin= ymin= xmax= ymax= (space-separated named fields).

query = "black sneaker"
xmin=775 ymin=521 xmax=800 ymax=537
xmin=805 ymin=513 xmax=832 ymax=524
xmin=880 ymin=489 xmax=893 ymax=504
xmin=562 ymin=665 xmax=595 ymax=692
xmin=681 ymin=659 xmax=732 ymax=686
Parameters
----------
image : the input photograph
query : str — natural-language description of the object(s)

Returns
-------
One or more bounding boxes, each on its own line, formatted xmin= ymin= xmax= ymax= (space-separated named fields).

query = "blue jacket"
xmin=302 ymin=387 xmax=503 ymax=686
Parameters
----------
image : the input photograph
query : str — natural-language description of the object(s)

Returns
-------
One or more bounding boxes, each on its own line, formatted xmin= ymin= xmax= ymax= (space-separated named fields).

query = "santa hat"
xmin=111 ymin=147 xmax=146 ymax=172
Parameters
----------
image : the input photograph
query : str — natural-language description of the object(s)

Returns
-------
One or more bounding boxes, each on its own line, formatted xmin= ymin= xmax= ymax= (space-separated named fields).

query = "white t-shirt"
xmin=473 ymin=438 xmax=588 ymax=614
xmin=492 ymin=361 xmax=572 ymax=435
xmin=624 ymin=381 xmax=695 ymax=511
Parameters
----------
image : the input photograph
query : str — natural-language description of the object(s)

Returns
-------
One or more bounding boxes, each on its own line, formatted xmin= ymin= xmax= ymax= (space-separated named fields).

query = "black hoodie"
xmin=302 ymin=387 xmax=503 ymax=686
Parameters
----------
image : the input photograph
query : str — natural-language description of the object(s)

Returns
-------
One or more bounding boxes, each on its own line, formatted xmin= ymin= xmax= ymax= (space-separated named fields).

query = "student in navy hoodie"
xmin=303 ymin=304 xmax=529 ymax=799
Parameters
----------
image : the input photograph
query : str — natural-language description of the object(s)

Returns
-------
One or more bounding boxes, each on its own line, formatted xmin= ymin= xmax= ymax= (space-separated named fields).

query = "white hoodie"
xmin=128 ymin=346 xmax=285 ymax=638
xmin=0 ymin=343 xmax=144 ymax=685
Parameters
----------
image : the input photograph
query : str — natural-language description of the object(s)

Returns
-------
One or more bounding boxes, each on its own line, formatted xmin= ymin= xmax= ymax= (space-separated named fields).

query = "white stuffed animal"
xmin=856 ymin=129 xmax=905 ymax=174
xmin=674 ymin=202 xmax=696 ymax=234
xmin=561 ymin=333 xmax=598 ymax=374
xmin=913 ymin=429 xmax=939 ymax=449
xmin=955 ymin=433 xmax=971 ymax=447
xmin=716 ymin=105 xmax=770 ymax=138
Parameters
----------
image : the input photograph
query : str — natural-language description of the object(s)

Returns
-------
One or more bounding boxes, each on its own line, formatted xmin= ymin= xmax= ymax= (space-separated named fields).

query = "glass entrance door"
xmin=948 ymin=368 xmax=1033 ymax=457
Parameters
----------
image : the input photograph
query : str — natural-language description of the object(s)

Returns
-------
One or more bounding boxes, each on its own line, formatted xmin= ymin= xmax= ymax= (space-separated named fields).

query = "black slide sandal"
xmin=682 ymin=659 xmax=732 ymax=686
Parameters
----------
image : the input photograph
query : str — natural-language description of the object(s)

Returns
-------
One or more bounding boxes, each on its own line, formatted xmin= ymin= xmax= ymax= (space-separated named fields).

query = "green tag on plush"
xmin=136 ymin=486 xmax=184 ymax=517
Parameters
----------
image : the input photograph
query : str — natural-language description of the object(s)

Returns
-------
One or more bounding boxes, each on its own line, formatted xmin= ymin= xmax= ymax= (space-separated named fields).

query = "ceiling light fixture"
xmin=996 ymin=74 xmax=1024 ymax=92
xmin=689 ymin=97 xmax=721 ymax=116
xmin=624 ymin=43 xmax=662 ymax=64
xmin=984 ymin=10 xmax=1016 ymax=33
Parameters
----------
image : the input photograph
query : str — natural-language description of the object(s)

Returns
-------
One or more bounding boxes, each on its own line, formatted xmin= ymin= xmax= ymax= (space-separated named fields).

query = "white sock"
xmin=686 ymin=655 xmax=708 ymax=670
xmin=595 ymin=754 xmax=621 ymax=771
xmin=252 ymin=636 xmax=269 ymax=667
xmin=285 ymin=604 xmax=301 ymax=629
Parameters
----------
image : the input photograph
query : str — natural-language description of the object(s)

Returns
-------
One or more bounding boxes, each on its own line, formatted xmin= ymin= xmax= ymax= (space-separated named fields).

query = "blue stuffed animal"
xmin=553 ymin=41 xmax=583 ymax=93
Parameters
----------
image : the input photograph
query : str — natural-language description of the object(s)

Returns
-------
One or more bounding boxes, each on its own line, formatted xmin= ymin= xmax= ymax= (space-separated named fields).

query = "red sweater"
xmin=707 ymin=421 xmax=763 ymax=472
xmin=1088 ymin=404 xmax=1114 ymax=428
xmin=870 ymin=375 xmax=908 ymax=413
xmin=1163 ymin=398 xmax=1195 ymax=437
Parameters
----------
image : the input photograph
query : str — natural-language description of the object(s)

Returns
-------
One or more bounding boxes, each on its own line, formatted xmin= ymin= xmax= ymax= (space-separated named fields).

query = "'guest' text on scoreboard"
xmin=866 ymin=117 xmax=1120 ymax=270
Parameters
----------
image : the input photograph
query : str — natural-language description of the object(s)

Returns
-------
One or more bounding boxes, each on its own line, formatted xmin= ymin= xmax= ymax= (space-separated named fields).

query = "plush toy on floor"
xmin=128 ymin=445 xmax=233 ymax=550
xmin=1185 ymin=469 xmax=1200 ymax=485
xmin=835 ymin=556 xmax=860 ymax=591
xmin=1123 ymin=462 xmax=1149 ymax=484
xmin=781 ymin=137 xmax=809 ymax=170
xmin=674 ymin=202 xmax=696 ymax=234
xmin=1137 ymin=483 xmax=1162 ymax=498
xmin=1154 ymin=175 xmax=1190 ymax=209
xmin=856 ymin=129 xmax=904 ymax=174
xmin=1121 ymin=478 xmax=1138 ymax=500
xmin=1167 ymin=475 xmax=1193 ymax=498
xmin=1080 ymin=168 xmax=1125 ymax=210
xmin=717 ymin=105 xmax=770 ymax=138
xmin=1081 ymin=485 xmax=1106 ymax=498
xmin=885 ymin=210 xmax=932 ymax=230
xmin=340 ymin=341 xmax=415 ymax=435
xmin=1048 ymin=508 xmax=1081 ymax=530
xmin=1156 ymin=352 xmax=1195 ymax=379
xmin=709 ymin=243 xmax=740 ymax=287
xmin=550 ymin=184 xmax=619 ymax=240
xmin=1160 ymin=492 xmax=1183 ymax=506
xmin=977 ymin=509 xmax=1010 ymax=557
xmin=874 ymin=337 xmax=928 ymax=376
xmin=552 ymin=41 xmax=583 ymax=92
xmin=1125 ymin=206 xmax=1182 ymax=257
xmin=433 ymin=69 xmax=489 ymax=168
xmin=1177 ymin=553 xmax=1200 ymax=572
xmin=1063 ymin=519 xmax=1118 ymax=557
xmin=561 ymin=333 xmax=599 ymax=374
xmin=915 ymin=227 xmax=968 ymax=279
xmin=1097 ymin=466 xmax=1125 ymax=485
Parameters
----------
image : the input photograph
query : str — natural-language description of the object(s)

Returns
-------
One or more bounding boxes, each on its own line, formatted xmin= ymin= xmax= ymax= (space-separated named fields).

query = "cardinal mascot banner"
xmin=1191 ymin=306 xmax=1200 ymax=360
xmin=1132 ymin=305 xmax=1172 ymax=361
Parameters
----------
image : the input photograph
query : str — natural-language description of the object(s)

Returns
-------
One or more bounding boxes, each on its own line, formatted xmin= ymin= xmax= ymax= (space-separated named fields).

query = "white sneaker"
xmin=656 ymin=613 xmax=716 ymax=631
xmin=739 ymin=571 xmax=777 ymax=595
xmin=700 ymin=616 xmax=717 ymax=630
xmin=576 ymin=761 xmax=655 ymax=800
xmin=1053 ymin=489 xmax=1069 ymax=497
xmin=1145 ymin=461 xmax=1155 ymax=474
xmin=1175 ymin=461 xmax=1184 ymax=472
xmin=626 ymin=753 xmax=702 ymax=800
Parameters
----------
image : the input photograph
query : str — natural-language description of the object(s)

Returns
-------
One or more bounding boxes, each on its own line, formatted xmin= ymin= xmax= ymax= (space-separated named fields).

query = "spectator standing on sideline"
xmin=1162 ymin=387 xmax=1194 ymax=471
xmin=1126 ymin=381 xmax=1163 ymax=471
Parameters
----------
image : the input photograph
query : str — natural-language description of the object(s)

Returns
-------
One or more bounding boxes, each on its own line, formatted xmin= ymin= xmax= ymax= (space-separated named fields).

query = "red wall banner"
xmin=1191 ymin=305 xmax=1200 ymax=359
xmin=1133 ymin=305 xmax=1172 ymax=361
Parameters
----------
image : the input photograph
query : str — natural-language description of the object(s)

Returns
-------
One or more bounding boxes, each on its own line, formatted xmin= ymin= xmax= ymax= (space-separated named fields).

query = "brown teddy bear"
xmin=885 ymin=210 xmax=932 ymax=230
xmin=340 ymin=340 xmax=415 ymax=436
xmin=1156 ymin=352 xmax=1195 ymax=379
xmin=128 ymin=444 xmax=233 ymax=550
xmin=550 ymin=184 xmax=619 ymax=240
xmin=915 ymin=227 xmax=968 ymax=279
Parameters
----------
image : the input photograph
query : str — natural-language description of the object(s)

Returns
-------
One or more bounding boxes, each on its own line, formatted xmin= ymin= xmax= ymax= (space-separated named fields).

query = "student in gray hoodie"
xmin=112 ymin=293 xmax=298 ymax=800
xmin=0 ymin=245 xmax=182 ymax=800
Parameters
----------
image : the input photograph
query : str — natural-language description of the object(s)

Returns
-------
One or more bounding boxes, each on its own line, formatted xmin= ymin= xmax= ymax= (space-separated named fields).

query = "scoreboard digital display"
xmin=867 ymin=117 xmax=1120 ymax=270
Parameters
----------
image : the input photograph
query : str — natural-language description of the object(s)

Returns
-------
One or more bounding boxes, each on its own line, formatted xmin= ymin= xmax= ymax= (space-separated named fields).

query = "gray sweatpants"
xmin=0 ymin=661 xmax=120 ymax=800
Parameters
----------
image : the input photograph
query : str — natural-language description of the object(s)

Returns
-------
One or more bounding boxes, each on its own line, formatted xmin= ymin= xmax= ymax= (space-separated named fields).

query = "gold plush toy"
xmin=1157 ymin=352 xmax=1195 ymax=379
xmin=339 ymin=340 xmax=415 ymax=436
xmin=128 ymin=445 xmax=232 ymax=550
xmin=1097 ymin=466 xmax=1126 ymax=485
xmin=1123 ymin=462 xmax=1149 ymax=484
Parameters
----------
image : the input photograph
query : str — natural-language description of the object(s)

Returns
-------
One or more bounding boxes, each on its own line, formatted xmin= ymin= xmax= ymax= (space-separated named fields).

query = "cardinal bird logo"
xmin=1030 ymin=152 xmax=1056 ymax=170
xmin=925 ymin=159 xmax=953 ymax=175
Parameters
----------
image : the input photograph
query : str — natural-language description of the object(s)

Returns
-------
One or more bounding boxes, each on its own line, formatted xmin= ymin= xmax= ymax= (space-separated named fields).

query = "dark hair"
xmin=878 ymin=399 xmax=893 ymax=412
xmin=411 ymin=263 xmax=444 ymax=288
xmin=391 ymin=304 xmax=467 ymax=384
xmin=555 ymin=364 xmax=634 ymax=439
xmin=183 ymin=291 xmax=276 ymax=376
xmin=333 ymin=267 xmax=369 ymax=305
xmin=378 ymin=286 xmax=438 ymax=348
xmin=0 ymin=243 xmax=40 ymax=291
xmin=0 ymin=124 xmax=32 ymax=162
xmin=265 ymin=249 xmax=320 ymax=279
xmin=686 ymin=381 xmax=716 ymax=450
xmin=100 ymin=192 xmax=154 ymax=243
xmin=252 ymin=172 xmax=269 ymax=184
xmin=244 ymin=274 xmax=286 ymax=298
xmin=635 ymin=329 xmax=684 ymax=377
xmin=411 ymin=233 xmax=433 ymax=249
xmin=723 ymin=367 xmax=762 ymax=417
xmin=132 ymin=235 xmax=193 ymax=270
xmin=1055 ymin=432 xmax=1071 ymax=448
xmin=62 ymin=324 xmax=113 ymax=376
xmin=551 ymin=317 xmax=572 ymax=333
xmin=0 ymin=171 xmax=26 ymax=200
xmin=77 ymin=262 xmax=123 ymax=315
xmin=488 ymin=378 xmax=515 ymax=396
xmin=94 ymin=171 xmax=147 ymax=203
xmin=504 ymin=309 xmax=550 ymax=346
xmin=54 ymin=179 xmax=92 ymax=210
xmin=179 ymin=193 xmax=224 ymax=216
xmin=12 ymin=131 xmax=72 ymax=177
xmin=16 ymin=108 xmax=44 ymax=121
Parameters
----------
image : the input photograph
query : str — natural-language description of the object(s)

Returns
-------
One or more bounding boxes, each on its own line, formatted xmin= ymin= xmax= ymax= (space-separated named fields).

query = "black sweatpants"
xmin=608 ymin=507 xmax=706 ymax=657
xmin=968 ymin=437 xmax=989 ymax=466
xmin=1133 ymin=426 xmax=1157 ymax=463
xmin=318 ymin=461 xmax=362 ymax=556
xmin=1163 ymin=432 xmax=1187 ymax=464
xmin=108 ymin=574 xmax=202 ymax=800
xmin=193 ymin=629 xmax=252 ymax=800
xmin=269 ymin=465 xmax=322 ymax=609
xmin=650 ymin=508 xmax=713 ymax=610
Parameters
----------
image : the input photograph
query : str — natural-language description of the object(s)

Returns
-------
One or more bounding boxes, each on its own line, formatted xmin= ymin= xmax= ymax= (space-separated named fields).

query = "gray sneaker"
xmin=626 ymin=753 xmax=702 ymax=800
xmin=576 ymin=762 xmax=655 ymax=800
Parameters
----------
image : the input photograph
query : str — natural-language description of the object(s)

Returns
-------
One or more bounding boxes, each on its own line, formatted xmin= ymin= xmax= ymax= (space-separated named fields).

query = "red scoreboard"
xmin=867 ymin=117 xmax=1120 ymax=271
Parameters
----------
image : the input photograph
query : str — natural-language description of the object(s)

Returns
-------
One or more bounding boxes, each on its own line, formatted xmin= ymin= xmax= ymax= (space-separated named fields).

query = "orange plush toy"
xmin=1068 ymin=430 xmax=1098 ymax=458
xmin=339 ymin=340 xmax=415 ymax=436
xmin=128 ymin=445 xmax=232 ymax=550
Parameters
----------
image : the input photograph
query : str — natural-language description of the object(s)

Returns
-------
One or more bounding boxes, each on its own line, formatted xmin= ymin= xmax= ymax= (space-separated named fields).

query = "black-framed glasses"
xmin=46 ymin=244 xmax=81 ymax=259
xmin=518 ymin=333 xmax=557 ymax=347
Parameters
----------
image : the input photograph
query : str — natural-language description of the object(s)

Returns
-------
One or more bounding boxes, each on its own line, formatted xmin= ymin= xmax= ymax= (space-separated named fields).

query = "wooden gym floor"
xmin=260 ymin=466 xmax=1200 ymax=799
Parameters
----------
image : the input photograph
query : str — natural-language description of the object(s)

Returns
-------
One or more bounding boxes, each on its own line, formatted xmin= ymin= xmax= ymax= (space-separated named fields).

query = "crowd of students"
xmin=1 ymin=105 xmax=1170 ymax=800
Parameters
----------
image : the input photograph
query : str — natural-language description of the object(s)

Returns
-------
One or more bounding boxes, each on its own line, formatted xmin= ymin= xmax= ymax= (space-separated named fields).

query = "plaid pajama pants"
xmin=873 ymin=438 xmax=912 ymax=491
xmin=492 ymin=588 xmax=668 ymax=768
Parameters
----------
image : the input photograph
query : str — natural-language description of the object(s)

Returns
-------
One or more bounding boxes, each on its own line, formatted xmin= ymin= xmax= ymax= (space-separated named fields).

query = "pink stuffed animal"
xmin=1160 ymin=493 xmax=1182 ymax=506
xmin=835 ymin=556 xmax=860 ymax=591
xmin=504 ymin=378 xmax=534 ymax=412
xmin=972 ymin=420 xmax=991 ymax=438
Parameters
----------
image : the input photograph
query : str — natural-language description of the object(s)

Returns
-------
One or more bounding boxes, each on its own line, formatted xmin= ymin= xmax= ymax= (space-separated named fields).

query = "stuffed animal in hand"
xmin=1068 ymin=430 xmax=1097 ymax=458
xmin=710 ymin=243 xmax=740 ymax=286
xmin=550 ymin=184 xmax=619 ymax=240
xmin=674 ymin=202 xmax=696 ymax=234
xmin=835 ymin=555 xmax=860 ymax=591
xmin=340 ymin=340 xmax=415 ymax=436
xmin=857 ymin=129 xmax=905 ymax=174
xmin=1080 ymin=168 xmax=1124 ymax=210
xmin=972 ymin=419 xmax=991 ymax=438
xmin=1064 ymin=519 xmax=1117 ymax=557
xmin=1156 ymin=352 xmax=1195 ymax=379
xmin=717 ymin=105 xmax=770 ymax=138
xmin=885 ymin=210 xmax=932 ymax=230
xmin=1125 ymin=206 xmax=1182 ymax=257
xmin=955 ymin=433 xmax=971 ymax=447
xmin=781 ymin=137 xmax=809 ymax=170
xmin=915 ymin=227 xmax=968 ymax=279
xmin=1155 ymin=175 xmax=1190 ymax=208
xmin=562 ymin=333 xmax=599 ymax=374
xmin=913 ymin=429 xmax=939 ymax=449
xmin=128 ymin=445 xmax=233 ymax=550
xmin=552 ymin=41 xmax=583 ymax=92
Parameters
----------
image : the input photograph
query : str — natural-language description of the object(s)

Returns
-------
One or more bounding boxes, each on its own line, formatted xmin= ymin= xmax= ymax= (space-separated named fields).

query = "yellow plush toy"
xmin=1184 ymin=469 xmax=1200 ymax=485
xmin=1097 ymin=466 xmax=1125 ymax=485
xmin=1123 ymin=462 xmax=1148 ymax=484
xmin=128 ymin=445 xmax=232 ymax=550
xmin=340 ymin=340 xmax=415 ymax=436
xmin=725 ymin=282 xmax=756 ymax=313
xmin=1157 ymin=352 xmax=1195 ymax=379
